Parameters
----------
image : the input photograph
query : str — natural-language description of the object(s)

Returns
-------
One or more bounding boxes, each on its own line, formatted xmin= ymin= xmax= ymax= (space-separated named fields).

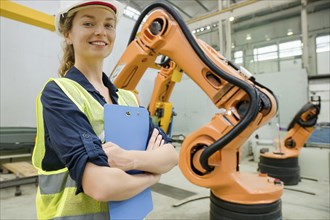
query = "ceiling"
xmin=116 ymin=0 xmax=330 ymax=33
xmin=117 ymin=0 xmax=243 ymax=21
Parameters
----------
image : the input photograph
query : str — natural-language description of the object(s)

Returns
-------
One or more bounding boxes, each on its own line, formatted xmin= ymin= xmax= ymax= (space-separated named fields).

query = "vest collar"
xmin=65 ymin=66 xmax=119 ymax=103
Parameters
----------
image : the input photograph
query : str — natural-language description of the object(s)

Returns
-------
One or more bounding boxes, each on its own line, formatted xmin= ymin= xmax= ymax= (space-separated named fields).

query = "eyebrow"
xmin=80 ymin=14 xmax=115 ymax=21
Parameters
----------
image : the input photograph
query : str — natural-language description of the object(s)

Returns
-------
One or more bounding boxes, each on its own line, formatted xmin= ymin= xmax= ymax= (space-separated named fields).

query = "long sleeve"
xmin=41 ymin=81 xmax=109 ymax=194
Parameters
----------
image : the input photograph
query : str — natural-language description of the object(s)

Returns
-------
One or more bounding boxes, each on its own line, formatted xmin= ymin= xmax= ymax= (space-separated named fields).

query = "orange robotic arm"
xmin=148 ymin=59 xmax=181 ymax=134
xmin=263 ymin=100 xmax=320 ymax=159
xmin=262 ymin=102 xmax=320 ymax=159
xmin=111 ymin=2 xmax=283 ymax=212
xmin=258 ymin=99 xmax=320 ymax=186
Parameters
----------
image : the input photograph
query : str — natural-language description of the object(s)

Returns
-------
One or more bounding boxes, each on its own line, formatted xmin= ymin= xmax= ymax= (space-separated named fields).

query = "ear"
xmin=64 ymin=32 xmax=73 ymax=45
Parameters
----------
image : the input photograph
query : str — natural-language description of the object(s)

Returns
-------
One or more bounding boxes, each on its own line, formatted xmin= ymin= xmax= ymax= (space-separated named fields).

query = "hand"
xmin=102 ymin=142 xmax=134 ymax=171
xmin=146 ymin=129 xmax=164 ymax=151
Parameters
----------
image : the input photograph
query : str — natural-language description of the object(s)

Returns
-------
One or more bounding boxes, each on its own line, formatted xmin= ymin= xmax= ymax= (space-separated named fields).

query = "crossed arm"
xmin=82 ymin=129 xmax=178 ymax=202
xmin=102 ymin=129 xmax=178 ymax=174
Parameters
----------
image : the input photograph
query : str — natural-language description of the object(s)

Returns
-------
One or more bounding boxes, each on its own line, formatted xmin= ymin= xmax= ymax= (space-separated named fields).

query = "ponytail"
xmin=57 ymin=13 xmax=76 ymax=77
xmin=58 ymin=44 xmax=74 ymax=77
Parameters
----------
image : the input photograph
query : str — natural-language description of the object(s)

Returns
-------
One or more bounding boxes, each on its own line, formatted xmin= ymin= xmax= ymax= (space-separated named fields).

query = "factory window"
xmin=316 ymin=35 xmax=330 ymax=75
xmin=124 ymin=6 xmax=141 ymax=20
xmin=316 ymin=35 xmax=330 ymax=53
xmin=279 ymin=40 xmax=302 ymax=58
xmin=234 ymin=50 xmax=243 ymax=64
xmin=253 ymin=45 xmax=278 ymax=61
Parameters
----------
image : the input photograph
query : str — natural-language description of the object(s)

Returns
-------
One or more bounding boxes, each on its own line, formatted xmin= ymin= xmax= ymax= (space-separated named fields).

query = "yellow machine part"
xmin=0 ymin=0 xmax=55 ymax=31
xmin=154 ymin=102 xmax=173 ymax=134
xmin=171 ymin=67 xmax=183 ymax=83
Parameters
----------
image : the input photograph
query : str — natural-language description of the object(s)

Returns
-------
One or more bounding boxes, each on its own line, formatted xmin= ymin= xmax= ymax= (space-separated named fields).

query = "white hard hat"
xmin=55 ymin=0 xmax=124 ymax=35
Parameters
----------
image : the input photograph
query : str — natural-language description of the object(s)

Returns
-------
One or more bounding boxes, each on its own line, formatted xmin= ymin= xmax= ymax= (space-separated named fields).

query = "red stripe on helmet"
xmin=73 ymin=1 xmax=117 ymax=14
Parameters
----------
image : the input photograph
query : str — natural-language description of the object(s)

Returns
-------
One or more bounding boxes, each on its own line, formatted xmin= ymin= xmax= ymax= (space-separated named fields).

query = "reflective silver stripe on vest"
xmin=53 ymin=212 xmax=109 ymax=220
xmin=39 ymin=172 xmax=76 ymax=194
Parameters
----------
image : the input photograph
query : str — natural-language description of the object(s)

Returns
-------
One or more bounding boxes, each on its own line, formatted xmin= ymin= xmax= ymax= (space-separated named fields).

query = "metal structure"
xmin=112 ymin=2 xmax=283 ymax=219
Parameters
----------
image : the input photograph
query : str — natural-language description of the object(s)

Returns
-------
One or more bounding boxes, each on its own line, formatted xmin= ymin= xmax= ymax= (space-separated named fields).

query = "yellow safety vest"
xmin=32 ymin=78 xmax=139 ymax=220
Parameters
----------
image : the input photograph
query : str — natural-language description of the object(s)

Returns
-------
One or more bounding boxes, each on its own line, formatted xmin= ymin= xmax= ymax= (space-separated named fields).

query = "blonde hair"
xmin=57 ymin=13 xmax=76 ymax=77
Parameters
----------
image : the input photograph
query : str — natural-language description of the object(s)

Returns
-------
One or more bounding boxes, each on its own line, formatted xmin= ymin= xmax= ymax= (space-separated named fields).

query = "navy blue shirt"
xmin=41 ymin=66 xmax=169 ymax=194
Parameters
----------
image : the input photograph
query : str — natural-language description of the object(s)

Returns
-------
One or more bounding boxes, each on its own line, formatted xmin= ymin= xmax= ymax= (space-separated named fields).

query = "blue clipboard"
xmin=104 ymin=104 xmax=153 ymax=220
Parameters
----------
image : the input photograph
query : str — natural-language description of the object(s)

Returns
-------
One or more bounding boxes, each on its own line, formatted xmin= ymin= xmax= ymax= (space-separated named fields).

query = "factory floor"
xmin=1 ymin=145 xmax=329 ymax=220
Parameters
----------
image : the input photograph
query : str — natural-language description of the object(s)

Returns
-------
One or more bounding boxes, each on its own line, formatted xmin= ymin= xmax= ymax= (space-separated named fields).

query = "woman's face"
xmin=65 ymin=7 xmax=116 ymax=62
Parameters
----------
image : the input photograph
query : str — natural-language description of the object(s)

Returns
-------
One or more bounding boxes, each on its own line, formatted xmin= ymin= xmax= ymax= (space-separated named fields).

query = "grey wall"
xmin=254 ymin=70 xmax=309 ymax=130
xmin=1 ymin=14 xmax=60 ymax=127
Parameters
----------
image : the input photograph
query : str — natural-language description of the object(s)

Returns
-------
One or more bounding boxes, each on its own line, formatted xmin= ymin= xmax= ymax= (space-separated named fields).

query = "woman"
xmin=32 ymin=1 xmax=178 ymax=219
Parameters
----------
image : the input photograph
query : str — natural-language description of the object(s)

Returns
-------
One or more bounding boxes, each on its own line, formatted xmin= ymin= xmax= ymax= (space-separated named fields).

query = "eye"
xmin=83 ymin=22 xmax=94 ymax=27
xmin=105 ymin=23 xmax=115 ymax=29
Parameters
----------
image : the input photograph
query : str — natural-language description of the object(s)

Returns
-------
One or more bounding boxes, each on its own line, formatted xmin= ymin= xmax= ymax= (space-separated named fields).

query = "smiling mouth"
xmin=90 ymin=41 xmax=108 ymax=46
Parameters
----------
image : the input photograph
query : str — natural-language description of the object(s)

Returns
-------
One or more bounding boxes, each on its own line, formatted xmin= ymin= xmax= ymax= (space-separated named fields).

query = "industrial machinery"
xmin=1 ymin=1 xmax=284 ymax=219
xmin=259 ymin=98 xmax=321 ymax=185
xmin=111 ymin=2 xmax=283 ymax=220
xmin=147 ymin=59 xmax=181 ymax=136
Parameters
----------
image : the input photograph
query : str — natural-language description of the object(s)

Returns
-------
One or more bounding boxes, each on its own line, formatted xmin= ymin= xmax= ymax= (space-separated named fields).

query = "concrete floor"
xmin=1 ymin=146 xmax=329 ymax=220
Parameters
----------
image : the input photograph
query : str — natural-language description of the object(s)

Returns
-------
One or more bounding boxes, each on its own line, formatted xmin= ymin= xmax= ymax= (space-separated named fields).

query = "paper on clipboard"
xmin=104 ymin=104 xmax=153 ymax=220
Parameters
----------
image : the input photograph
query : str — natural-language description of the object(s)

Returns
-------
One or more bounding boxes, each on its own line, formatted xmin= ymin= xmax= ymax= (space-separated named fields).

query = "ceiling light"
xmin=123 ymin=6 xmax=141 ymax=20
xmin=229 ymin=16 xmax=235 ymax=22
xmin=231 ymin=43 xmax=235 ymax=48
xmin=246 ymin=34 xmax=252 ymax=41
xmin=287 ymin=29 xmax=293 ymax=36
